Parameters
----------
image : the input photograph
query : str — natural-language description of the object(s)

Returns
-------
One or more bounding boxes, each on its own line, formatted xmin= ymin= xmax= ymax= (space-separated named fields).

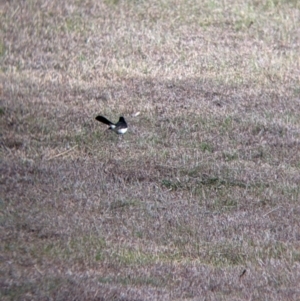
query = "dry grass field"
xmin=1 ymin=0 xmax=300 ymax=300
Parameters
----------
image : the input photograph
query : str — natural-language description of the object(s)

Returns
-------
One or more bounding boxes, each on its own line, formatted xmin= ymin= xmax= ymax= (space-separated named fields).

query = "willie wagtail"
xmin=95 ymin=115 xmax=128 ymax=134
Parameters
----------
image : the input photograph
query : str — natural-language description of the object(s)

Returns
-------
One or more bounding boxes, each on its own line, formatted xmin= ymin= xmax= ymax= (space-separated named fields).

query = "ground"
xmin=1 ymin=0 xmax=300 ymax=300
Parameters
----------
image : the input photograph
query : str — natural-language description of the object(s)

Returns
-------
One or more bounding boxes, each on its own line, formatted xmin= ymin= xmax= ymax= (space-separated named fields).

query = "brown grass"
xmin=1 ymin=0 xmax=300 ymax=300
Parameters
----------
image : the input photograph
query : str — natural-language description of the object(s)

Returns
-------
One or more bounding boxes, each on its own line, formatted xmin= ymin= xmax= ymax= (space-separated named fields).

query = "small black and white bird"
xmin=95 ymin=115 xmax=128 ymax=135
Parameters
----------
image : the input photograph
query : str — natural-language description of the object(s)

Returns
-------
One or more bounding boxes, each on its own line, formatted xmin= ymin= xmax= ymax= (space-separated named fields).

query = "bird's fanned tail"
xmin=95 ymin=116 xmax=113 ymax=125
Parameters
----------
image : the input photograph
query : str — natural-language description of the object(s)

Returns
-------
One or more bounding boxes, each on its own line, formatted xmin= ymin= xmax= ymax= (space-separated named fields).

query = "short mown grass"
xmin=1 ymin=0 xmax=300 ymax=300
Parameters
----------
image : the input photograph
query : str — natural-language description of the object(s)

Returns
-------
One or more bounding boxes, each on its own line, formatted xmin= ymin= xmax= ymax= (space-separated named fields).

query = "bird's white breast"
xmin=118 ymin=128 xmax=128 ymax=134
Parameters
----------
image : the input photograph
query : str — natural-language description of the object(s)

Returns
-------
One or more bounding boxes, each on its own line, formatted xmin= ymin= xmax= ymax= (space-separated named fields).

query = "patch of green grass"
xmin=293 ymin=87 xmax=300 ymax=96
xmin=95 ymin=250 xmax=103 ymax=261
xmin=115 ymin=248 xmax=158 ymax=265
xmin=1 ymin=282 xmax=36 ymax=300
xmin=222 ymin=116 xmax=233 ymax=130
xmin=104 ymin=0 xmax=120 ymax=5
xmin=161 ymin=179 xmax=182 ymax=190
xmin=98 ymin=276 xmax=114 ymax=284
xmin=277 ymin=184 xmax=300 ymax=203
xmin=1 ymin=277 xmax=69 ymax=300
xmin=223 ymin=151 xmax=239 ymax=161
xmin=41 ymin=236 xmax=107 ymax=263
xmin=234 ymin=18 xmax=254 ymax=31
xmin=210 ymin=197 xmax=239 ymax=211
xmin=65 ymin=16 xmax=85 ymax=33
xmin=292 ymin=250 xmax=300 ymax=263
xmin=98 ymin=275 xmax=166 ymax=287
xmin=200 ymin=142 xmax=213 ymax=153
xmin=256 ymin=241 xmax=291 ymax=262
xmin=207 ymin=243 xmax=246 ymax=266
xmin=0 ymin=41 xmax=5 ymax=57
xmin=109 ymin=199 xmax=139 ymax=210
